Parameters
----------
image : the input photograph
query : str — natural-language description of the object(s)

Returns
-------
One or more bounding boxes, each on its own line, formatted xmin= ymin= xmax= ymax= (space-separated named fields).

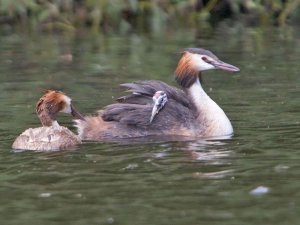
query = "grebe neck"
xmin=186 ymin=77 xmax=233 ymax=137
xmin=186 ymin=77 xmax=210 ymax=110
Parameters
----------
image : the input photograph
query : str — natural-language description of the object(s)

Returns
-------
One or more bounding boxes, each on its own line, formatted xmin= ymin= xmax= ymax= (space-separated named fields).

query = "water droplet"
xmin=123 ymin=163 xmax=138 ymax=170
xmin=107 ymin=217 xmax=114 ymax=224
xmin=75 ymin=193 xmax=82 ymax=198
xmin=274 ymin=164 xmax=289 ymax=172
xmin=39 ymin=192 xmax=51 ymax=198
xmin=250 ymin=186 xmax=269 ymax=196
xmin=153 ymin=152 xmax=167 ymax=158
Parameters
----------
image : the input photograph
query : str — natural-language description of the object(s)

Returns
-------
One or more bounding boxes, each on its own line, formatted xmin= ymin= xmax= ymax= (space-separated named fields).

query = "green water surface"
xmin=0 ymin=25 xmax=300 ymax=225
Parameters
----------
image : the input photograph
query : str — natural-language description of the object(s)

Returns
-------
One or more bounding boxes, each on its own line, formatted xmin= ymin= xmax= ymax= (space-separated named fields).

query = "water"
xmin=0 ymin=25 xmax=300 ymax=225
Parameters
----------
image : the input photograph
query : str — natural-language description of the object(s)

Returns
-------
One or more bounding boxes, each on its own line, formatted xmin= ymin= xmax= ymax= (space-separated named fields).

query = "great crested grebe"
xmin=75 ymin=48 xmax=239 ymax=140
xmin=12 ymin=90 xmax=85 ymax=151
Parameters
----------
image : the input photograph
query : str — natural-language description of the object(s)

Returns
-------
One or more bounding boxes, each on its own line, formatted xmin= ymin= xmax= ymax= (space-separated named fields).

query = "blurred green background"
xmin=0 ymin=0 xmax=299 ymax=34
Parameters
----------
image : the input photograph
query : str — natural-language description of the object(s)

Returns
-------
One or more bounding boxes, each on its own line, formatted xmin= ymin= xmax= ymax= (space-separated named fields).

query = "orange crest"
xmin=175 ymin=52 xmax=199 ymax=88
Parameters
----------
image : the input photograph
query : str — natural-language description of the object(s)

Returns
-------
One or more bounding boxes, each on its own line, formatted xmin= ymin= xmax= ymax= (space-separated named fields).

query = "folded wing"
xmin=100 ymin=80 xmax=196 ymax=128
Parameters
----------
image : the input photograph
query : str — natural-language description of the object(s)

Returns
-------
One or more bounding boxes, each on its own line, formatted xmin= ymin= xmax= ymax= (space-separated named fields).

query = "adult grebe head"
xmin=175 ymin=48 xmax=240 ymax=88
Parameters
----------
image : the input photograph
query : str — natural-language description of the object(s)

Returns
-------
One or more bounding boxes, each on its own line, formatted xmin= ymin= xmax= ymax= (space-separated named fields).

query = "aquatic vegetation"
xmin=0 ymin=0 xmax=299 ymax=32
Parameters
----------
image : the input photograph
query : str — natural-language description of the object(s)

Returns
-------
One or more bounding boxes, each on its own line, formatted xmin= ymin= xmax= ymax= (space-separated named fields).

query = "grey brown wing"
xmin=101 ymin=99 xmax=195 ymax=129
xmin=117 ymin=80 xmax=192 ymax=108
xmin=101 ymin=103 xmax=153 ymax=126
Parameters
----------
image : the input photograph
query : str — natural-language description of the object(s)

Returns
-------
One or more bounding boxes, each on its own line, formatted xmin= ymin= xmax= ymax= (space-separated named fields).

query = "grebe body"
xmin=12 ymin=90 xmax=84 ymax=151
xmin=75 ymin=48 xmax=239 ymax=141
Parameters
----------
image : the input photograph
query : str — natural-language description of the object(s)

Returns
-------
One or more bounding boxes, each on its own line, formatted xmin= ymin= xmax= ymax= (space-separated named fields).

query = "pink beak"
xmin=212 ymin=60 xmax=240 ymax=72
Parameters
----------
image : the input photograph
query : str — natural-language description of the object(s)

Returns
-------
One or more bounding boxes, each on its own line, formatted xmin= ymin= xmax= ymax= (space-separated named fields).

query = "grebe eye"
xmin=201 ymin=56 xmax=212 ymax=64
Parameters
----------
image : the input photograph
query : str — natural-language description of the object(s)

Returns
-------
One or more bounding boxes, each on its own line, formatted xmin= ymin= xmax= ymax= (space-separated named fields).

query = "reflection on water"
xmin=193 ymin=169 xmax=234 ymax=179
xmin=0 ymin=25 xmax=300 ymax=225
xmin=172 ymin=139 xmax=230 ymax=161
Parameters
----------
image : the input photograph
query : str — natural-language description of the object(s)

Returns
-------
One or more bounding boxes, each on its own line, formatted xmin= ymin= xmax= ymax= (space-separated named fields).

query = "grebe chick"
xmin=76 ymin=48 xmax=240 ymax=140
xmin=150 ymin=91 xmax=168 ymax=123
xmin=12 ymin=90 xmax=85 ymax=151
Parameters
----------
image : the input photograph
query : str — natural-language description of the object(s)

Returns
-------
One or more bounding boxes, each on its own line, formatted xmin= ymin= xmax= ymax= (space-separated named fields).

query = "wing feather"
xmin=101 ymin=80 xmax=196 ymax=128
xmin=118 ymin=80 xmax=192 ymax=108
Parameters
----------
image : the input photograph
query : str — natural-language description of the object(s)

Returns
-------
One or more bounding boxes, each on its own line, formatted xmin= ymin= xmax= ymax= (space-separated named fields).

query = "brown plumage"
xmin=75 ymin=48 xmax=240 ymax=141
xmin=175 ymin=51 xmax=199 ymax=88
xmin=36 ymin=90 xmax=67 ymax=126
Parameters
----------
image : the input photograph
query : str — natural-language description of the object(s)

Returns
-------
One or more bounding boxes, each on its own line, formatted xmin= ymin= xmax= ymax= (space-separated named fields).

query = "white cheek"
xmin=61 ymin=96 xmax=72 ymax=113
xmin=61 ymin=105 xmax=72 ymax=114
xmin=191 ymin=54 xmax=215 ymax=71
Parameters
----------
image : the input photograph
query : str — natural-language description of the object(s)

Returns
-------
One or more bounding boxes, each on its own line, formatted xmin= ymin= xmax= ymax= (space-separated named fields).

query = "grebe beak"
xmin=150 ymin=105 xmax=159 ymax=123
xmin=71 ymin=105 xmax=86 ymax=121
xmin=150 ymin=91 xmax=168 ymax=123
xmin=211 ymin=59 xmax=240 ymax=72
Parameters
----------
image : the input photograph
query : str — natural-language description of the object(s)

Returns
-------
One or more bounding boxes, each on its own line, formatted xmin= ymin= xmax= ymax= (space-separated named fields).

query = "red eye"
xmin=201 ymin=56 xmax=212 ymax=64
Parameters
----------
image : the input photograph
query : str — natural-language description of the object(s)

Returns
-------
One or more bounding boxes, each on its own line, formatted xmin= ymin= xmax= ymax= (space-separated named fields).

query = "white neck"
xmin=51 ymin=120 xmax=61 ymax=129
xmin=187 ymin=78 xmax=233 ymax=137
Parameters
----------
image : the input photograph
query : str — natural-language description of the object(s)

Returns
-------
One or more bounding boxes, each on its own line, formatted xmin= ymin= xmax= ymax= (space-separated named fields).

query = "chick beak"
xmin=150 ymin=105 xmax=159 ymax=123
xmin=71 ymin=105 xmax=86 ymax=121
